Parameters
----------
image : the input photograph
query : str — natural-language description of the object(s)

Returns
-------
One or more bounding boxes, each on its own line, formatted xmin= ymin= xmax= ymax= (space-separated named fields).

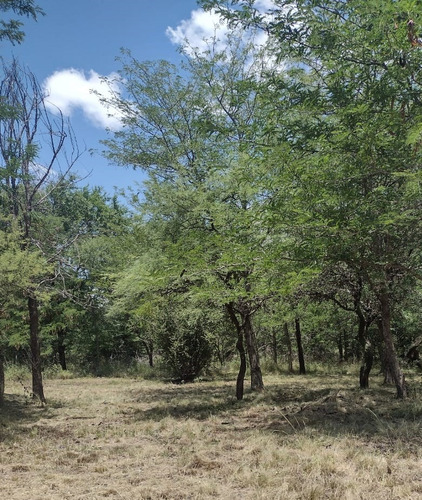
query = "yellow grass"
xmin=1 ymin=369 xmax=421 ymax=499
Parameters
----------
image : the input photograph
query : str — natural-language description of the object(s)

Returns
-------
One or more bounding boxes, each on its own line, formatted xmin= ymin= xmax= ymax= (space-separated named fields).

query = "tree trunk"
xmin=295 ymin=318 xmax=306 ymax=375
xmin=243 ymin=312 xmax=264 ymax=391
xmin=356 ymin=312 xmax=372 ymax=388
xmin=28 ymin=296 xmax=46 ymax=403
xmin=235 ymin=330 xmax=247 ymax=401
xmin=272 ymin=328 xmax=278 ymax=365
xmin=377 ymin=322 xmax=393 ymax=384
xmin=226 ymin=303 xmax=246 ymax=400
xmin=359 ymin=340 xmax=373 ymax=389
xmin=0 ymin=351 xmax=4 ymax=403
xmin=57 ymin=329 xmax=67 ymax=370
xmin=284 ymin=322 xmax=294 ymax=372
xmin=379 ymin=289 xmax=406 ymax=398
xmin=142 ymin=341 xmax=154 ymax=367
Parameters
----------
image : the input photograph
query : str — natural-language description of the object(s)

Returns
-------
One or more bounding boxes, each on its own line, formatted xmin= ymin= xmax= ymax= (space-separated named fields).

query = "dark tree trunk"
xmin=0 ymin=351 xmax=4 ymax=403
xmin=357 ymin=314 xmax=371 ymax=388
xmin=377 ymin=323 xmax=393 ymax=384
xmin=243 ymin=312 xmax=264 ymax=391
xmin=272 ymin=328 xmax=278 ymax=365
xmin=28 ymin=296 xmax=46 ymax=403
xmin=295 ymin=318 xmax=306 ymax=375
xmin=57 ymin=329 xmax=67 ymax=370
xmin=235 ymin=330 xmax=247 ymax=401
xmin=142 ymin=341 xmax=154 ymax=367
xmin=379 ymin=289 xmax=406 ymax=398
xmin=284 ymin=322 xmax=294 ymax=373
xmin=226 ymin=303 xmax=246 ymax=400
xmin=359 ymin=340 xmax=374 ymax=389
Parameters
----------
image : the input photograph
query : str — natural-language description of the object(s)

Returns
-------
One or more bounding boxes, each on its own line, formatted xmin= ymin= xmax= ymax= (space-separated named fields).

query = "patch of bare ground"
xmin=1 ymin=370 xmax=421 ymax=499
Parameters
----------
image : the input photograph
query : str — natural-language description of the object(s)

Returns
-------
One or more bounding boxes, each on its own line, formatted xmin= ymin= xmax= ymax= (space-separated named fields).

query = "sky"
xmin=1 ymin=0 xmax=213 ymax=196
xmin=2 ymin=0 xmax=273 ymax=197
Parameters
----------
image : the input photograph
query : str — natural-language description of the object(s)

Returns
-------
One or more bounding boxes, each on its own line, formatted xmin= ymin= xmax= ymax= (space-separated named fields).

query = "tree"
xmin=0 ymin=219 xmax=47 ymax=399
xmin=305 ymin=264 xmax=379 ymax=387
xmin=0 ymin=60 xmax=79 ymax=402
xmin=101 ymin=37 xmax=274 ymax=398
xmin=202 ymin=0 xmax=422 ymax=398
xmin=39 ymin=183 xmax=132 ymax=372
xmin=0 ymin=0 xmax=42 ymax=402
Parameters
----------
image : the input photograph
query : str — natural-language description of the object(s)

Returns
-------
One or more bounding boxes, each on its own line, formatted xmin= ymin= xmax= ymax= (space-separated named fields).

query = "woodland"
xmin=2 ymin=0 xmax=422 ymax=407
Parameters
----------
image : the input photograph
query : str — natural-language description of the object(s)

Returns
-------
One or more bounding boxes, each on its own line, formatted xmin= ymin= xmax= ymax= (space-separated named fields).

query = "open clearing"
xmin=1 ymin=369 xmax=422 ymax=499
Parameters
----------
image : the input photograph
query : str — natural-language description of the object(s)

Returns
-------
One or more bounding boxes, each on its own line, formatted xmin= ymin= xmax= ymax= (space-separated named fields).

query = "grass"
xmin=0 ymin=366 xmax=421 ymax=499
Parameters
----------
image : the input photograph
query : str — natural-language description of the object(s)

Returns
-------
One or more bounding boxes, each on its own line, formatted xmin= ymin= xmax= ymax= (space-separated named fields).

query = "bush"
xmin=159 ymin=312 xmax=212 ymax=382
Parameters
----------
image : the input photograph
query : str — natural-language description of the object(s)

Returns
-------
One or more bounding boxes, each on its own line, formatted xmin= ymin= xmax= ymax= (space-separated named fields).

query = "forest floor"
xmin=0 ymin=367 xmax=422 ymax=499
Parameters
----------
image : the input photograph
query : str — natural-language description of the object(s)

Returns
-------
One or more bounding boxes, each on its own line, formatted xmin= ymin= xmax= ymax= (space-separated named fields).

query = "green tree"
xmin=0 ymin=219 xmax=47 ymax=400
xmin=203 ymin=0 xmax=422 ymax=398
xmin=101 ymin=36 xmax=275 ymax=397
xmin=0 ymin=60 xmax=79 ymax=401
xmin=0 ymin=0 xmax=42 ymax=401
xmin=39 ymin=183 xmax=131 ymax=373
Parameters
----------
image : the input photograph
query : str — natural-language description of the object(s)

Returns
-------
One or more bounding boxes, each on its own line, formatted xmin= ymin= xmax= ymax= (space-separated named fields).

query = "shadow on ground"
xmin=128 ymin=383 xmax=241 ymax=421
xmin=124 ymin=374 xmax=422 ymax=449
xmin=0 ymin=393 xmax=49 ymax=441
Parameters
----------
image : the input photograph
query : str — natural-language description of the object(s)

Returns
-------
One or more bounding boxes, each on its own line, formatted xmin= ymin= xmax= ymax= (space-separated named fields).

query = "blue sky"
xmin=2 ymin=0 xmax=273 ymax=197
xmin=1 ymin=0 xmax=215 ymax=196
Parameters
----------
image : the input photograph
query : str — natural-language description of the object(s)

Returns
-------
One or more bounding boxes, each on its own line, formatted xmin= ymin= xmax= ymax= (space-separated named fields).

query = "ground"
xmin=0 ymin=367 xmax=421 ymax=499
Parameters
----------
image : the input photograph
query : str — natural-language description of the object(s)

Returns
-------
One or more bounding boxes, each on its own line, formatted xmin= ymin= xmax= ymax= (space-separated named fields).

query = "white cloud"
xmin=43 ymin=69 xmax=123 ymax=131
xmin=166 ymin=3 xmax=278 ymax=56
xmin=166 ymin=8 xmax=229 ymax=53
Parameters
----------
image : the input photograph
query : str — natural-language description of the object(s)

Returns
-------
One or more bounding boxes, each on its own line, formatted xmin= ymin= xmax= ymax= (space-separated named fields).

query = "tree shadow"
xmin=0 ymin=393 xmax=49 ymax=442
xmin=123 ymin=376 xmax=422 ymax=451
xmin=128 ymin=383 xmax=241 ymax=421
xmin=257 ymin=381 xmax=422 ymax=451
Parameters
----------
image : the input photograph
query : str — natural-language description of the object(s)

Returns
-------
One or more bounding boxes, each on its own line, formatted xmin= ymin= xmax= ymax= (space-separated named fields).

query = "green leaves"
xmin=0 ymin=220 xmax=48 ymax=293
xmin=0 ymin=0 xmax=44 ymax=46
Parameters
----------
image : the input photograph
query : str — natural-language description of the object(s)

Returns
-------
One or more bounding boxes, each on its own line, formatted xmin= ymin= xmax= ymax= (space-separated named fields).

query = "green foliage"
xmin=158 ymin=302 xmax=213 ymax=381
xmin=0 ymin=220 xmax=47 ymax=293
xmin=3 ymin=0 xmax=421 ymax=391
xmin=0 ymin=0 xmax=43 ymax=46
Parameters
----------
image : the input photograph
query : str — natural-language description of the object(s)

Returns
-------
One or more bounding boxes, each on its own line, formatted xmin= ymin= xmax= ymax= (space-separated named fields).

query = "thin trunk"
xmin=359 ymin=340 xmax=374 ymax=389
xmin=243 ymin=312 xmax=264 ymax=391
xmin=284 ymin=322 xmax=293 ymax=373
xmin=272 ymin=328 xmax=278 ymax=365
xmin=142 ymin=340 xmax=154 ymax=367
xmin=226 ymin=303 xmax=246 ymax=400
xmin=379 ymin=289 xmax=406 ymax=398
xmin=0 ymin=351 xmax=4 ymax=403
xmin=377 ymin=321 xmax=393 ymax=384
xmin=295 ymin=318 xmax=306 ymax=375
xmin=235 ymin=331 xmax=247 ymax=401
xmin=57 ymin=329 xmax=67 ymax=370
xmin=28 ymin=296 xmax=46 ymax=403
xmin=357 ymin=314 xmax=371 ymax=388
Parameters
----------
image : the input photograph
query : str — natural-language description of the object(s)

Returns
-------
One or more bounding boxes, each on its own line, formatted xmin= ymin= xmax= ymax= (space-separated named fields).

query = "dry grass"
xmin=1 ymin=368 xmax=422 ymax=499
